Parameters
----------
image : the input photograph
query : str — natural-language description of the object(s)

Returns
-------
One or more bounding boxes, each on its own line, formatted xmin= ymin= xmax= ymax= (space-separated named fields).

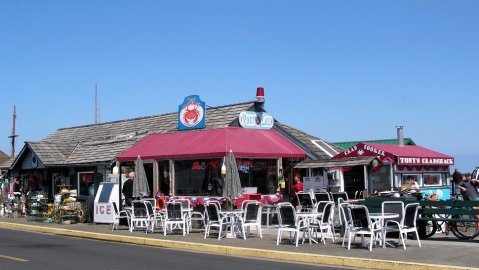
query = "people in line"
xmin=458 ymin=173 xmax=479 ymax=201
xmin=122 ymin=171 xmax=134 ymax=207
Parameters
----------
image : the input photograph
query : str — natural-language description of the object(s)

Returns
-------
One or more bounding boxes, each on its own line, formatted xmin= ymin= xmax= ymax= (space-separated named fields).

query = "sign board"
xmin=93 ymin=182 xmax=119 ymax=223
xmin=178 ymin=95 xmax=206 ymax=130
xmin=421 ymin=187 xmax=451 ymax=201
xmin=239 ymin=111 xmax=274 ymax=129
xmin=397 ymin=157 xmax=454 ymax=166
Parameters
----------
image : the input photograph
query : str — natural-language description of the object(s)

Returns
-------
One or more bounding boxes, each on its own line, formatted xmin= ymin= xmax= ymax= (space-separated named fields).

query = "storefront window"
xmin=175 ymin=159 xmax=222 ymax=196
xmin=78 ymin=172 xmax=95 ymax=196
xmin=423 ymin=174 xmax=442 ymax=186
xmin=370 ymin=164 xmax=391 ymax=192
xmin=401 ymin=174 xmax=422 ymax=187
xmin=238 ymin=159 xmax=277 ymax=194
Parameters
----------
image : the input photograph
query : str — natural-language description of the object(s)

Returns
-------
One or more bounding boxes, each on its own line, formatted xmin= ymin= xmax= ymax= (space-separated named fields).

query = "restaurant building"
xmin=4 ymin=88 xmax=338 ymax=203
xmin=295 ymin=127 xmax=454 ymax=199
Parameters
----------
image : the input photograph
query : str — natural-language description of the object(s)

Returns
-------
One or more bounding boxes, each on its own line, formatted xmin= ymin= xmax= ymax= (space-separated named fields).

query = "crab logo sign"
xmin=178 ymin=95 xmax=206 ymax=130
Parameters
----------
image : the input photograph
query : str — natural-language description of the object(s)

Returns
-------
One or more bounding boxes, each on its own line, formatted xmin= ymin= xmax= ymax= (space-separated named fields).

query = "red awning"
xmin=333 ymin=142 xmax=454 ymax=166
xmin=117 ymin=127 xmax=306 ymax=161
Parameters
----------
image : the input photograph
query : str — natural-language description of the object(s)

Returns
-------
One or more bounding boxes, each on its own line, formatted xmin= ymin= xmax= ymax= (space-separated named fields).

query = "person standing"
xmin=452 ymin=169 xmax=463 ymax=197
xmin=13 ymin=178 xmax=22 ymax=197
xmin=458 ymin=173 xmax=479 ymax=201
xmin=122 ymin=171 xmax=134 ymax=207
xmin=291 ymin=175 xmax=303 ymax=207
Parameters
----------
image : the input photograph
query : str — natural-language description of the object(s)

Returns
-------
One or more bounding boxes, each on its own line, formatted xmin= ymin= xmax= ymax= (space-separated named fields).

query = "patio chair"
xmin=345 ymin=205 xmax=378 ymax=251
xmin=164 ymin=201 xmax=187 ymax=236
xmin=172 ymin=199 xmax=193 ymax=233
xmin=314 ymin=192 xmax=332 ymax=203
xmin=204 ymin=202 xmax=231 ymax=240
xmin=309 ymin=202 xmax=335 ymax=244
xmin=314 ymin=201 xmax=330 ymax=214
xmin=241 ymin=200 xmax=258 ymax=211
xmin=238 ymin=201 xmax=262 ymax=239
xmin=111 ymin=201 xmax=130 ymax=231
xmin=129 ymin=200 xmax=150 ymax=232
xmin=276 ymin=202 xmax=308 ymax=247
xmin=143 ymin=200 xmax=157 ymax=234
xmin=189 ymin=204 xmax=206 ymax=231
xmin=296 ymin=192 xmax=314 ymax=212
xmin=339 ymin=202 xmax=353 ymax=247
xmin=389 ymin=203 xmax=421 ymax=250
xmin=381 ymin=201 xmax=404 ymax=247
xmin=331 ymin=192 xmax=349 ymax=205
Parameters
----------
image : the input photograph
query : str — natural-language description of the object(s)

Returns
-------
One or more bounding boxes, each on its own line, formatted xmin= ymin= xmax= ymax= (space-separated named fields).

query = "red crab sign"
xmin=178 ymin=95 xmax=206 ymax=130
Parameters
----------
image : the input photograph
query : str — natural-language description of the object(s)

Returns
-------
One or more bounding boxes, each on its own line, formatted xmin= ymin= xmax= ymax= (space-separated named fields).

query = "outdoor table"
xmin=369 ymin=212 xmax=400 ymax=247
xmin=296 ymin=212 xmax=323 ymax=244
xmin=219 ymin=209 xmax=244 ymax=239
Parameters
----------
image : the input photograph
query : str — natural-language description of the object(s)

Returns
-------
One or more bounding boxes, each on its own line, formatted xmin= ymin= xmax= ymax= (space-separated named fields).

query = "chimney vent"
xmin=396 ymin=126 xmax=404 ymax=146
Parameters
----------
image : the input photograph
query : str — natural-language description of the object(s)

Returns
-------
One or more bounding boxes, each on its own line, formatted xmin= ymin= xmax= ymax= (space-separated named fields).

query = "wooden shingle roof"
xmin=275 ymin=123 xmax=342 ymax=160
xmin=12 ymin=101 xmax=338 ymax=168
xmin=27 ymin=141 xmax=77 ymax=165
xmin=33 ymin=102 xmax=255 ymax=165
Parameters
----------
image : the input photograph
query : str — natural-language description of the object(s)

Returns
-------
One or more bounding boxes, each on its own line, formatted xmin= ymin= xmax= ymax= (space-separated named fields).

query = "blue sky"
xmin=1 ymin=1 xmax=478 ymax=172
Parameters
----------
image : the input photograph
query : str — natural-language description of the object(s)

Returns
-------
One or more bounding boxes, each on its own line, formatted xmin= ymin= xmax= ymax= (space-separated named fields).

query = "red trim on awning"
xmin=117 ymin=127 xmax=306 ymax=161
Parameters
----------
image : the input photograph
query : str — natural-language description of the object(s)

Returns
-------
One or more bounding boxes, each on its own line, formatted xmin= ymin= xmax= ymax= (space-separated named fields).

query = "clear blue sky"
xmin=1 ymin=1 xmax=478 ymax=172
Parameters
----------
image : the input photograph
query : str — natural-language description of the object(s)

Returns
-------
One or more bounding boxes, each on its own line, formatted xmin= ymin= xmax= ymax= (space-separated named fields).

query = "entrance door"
xmin=342 ymin=167 xmax=364 ymax=198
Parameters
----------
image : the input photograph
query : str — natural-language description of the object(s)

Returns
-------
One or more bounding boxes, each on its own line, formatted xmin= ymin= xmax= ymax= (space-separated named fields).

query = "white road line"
xmin=0 ymin=254 xmax=29 ymax=262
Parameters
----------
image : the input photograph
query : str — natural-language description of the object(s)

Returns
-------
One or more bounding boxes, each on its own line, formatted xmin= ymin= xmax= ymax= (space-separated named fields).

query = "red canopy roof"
xmin=333 ymin=142 xmax=454 ymax=166
xmin=117 ymin=127 xmax=306 ymax=161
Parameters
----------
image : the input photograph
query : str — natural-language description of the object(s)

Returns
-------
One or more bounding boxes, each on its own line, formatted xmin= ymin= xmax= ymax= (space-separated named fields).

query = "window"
xmin=423 ymin=174 xmax=442 ymax=186
xmin=78 ymin=172 xmax=95 ymax=196
xmin=401 ymin=174 xmax=422 ymax=187
xmin=175 ymin=159 xmax=222 ymax=196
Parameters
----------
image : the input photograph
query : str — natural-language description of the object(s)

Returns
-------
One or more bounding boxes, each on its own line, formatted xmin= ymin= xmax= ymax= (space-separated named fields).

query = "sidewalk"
xmin=1 ymin=218 xmax=478 ymax=270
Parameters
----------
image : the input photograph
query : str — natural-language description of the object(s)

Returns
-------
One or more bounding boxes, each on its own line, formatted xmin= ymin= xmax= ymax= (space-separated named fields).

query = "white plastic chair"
xmin=204 ymin=202 xmax=231 ymax=240
xmin=296 ymin=192 xmax=315 ymax=212
xmin=163 ymin=201 xmax=187 ymax=236
xmin=385 ymin=203 xmax=421 ymax=250
xmin=381 ymin=201 xmax=404 ymax=247
xmin=238 ymin=201 xmax=262 ymax=239
xmin=129 ymin=200 xmax=150 ymax=232
xmin=345 ymin=205 xmax=379 ymax=251
xmin=172 ymin=199 xmax=193 ymax=233
xmin=111 ymin=201 xmax=130 ymax=231
xmin=310 ymin=202 xmax=335 ymax=244
xmin=276 ymin=202 xmax=308 ymax=247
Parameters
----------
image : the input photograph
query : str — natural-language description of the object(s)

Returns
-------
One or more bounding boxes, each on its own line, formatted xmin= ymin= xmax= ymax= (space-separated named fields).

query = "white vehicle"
xmin=472 ymin=167 xmax=479 ymax=180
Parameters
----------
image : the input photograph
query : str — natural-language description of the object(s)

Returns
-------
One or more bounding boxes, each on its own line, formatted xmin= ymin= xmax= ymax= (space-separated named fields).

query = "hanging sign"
xmin=178 ymin=95 xmax=206 ymax=130
xmin=239 ymin=111 xmax=274 ymax=129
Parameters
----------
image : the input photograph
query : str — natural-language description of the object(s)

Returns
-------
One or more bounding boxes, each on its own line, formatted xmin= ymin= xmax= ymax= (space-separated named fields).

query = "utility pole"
xmin=8 ymin=105 xmax=19 ymax=157
xmin=95 ymin=83 xmax=98 ymax=124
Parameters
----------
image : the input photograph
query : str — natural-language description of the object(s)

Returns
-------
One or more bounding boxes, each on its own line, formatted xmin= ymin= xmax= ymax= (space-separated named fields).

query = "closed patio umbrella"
xmin=133 ymin=155 xmax=150 ymax=198
xmin=222 ymin=150 xmax=243 ymax=208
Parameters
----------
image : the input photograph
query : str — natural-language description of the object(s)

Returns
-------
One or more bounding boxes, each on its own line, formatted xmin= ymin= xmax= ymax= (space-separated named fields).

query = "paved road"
xmin=0 ymin=229 xmax=357 ymax=270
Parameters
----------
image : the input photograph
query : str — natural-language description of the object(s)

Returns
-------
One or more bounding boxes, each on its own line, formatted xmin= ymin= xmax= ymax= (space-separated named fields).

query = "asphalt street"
xmin=0 ymin=229 xmax=357 ymax=270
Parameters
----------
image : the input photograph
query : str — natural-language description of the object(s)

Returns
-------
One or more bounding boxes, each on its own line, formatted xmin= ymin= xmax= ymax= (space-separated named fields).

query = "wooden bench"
xmin=418 ymin=200 xmax=479 ymax=223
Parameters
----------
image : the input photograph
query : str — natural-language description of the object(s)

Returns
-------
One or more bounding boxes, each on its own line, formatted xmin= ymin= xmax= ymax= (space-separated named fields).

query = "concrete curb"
xmin=0 ymin=221 xmax=475 ymax=270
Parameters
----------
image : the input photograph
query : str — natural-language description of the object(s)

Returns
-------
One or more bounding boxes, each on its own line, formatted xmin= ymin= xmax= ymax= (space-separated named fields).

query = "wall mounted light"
xmin=221 ymin=157 xmax=227 ymax=176
xmin=112 ymin=166 xmax=119 ymax=175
